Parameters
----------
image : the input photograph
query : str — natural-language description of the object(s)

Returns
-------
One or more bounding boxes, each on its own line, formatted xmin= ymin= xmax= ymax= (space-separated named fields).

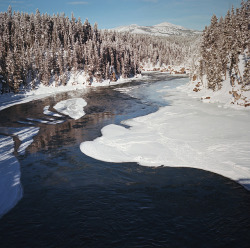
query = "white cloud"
xmin=67 ymin=1 xmax=88 ymax=5
xmin=10 ymin=1 xmax=24 ymax=3
xmin=0 ymin=0 xmax=24 ymax=4
xmin=142 ymin=0 xmax=158 ymax=3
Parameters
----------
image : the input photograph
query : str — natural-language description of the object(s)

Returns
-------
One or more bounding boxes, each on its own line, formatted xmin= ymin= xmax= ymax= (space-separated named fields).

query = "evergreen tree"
xmin=192 ymin=0 xmax=249 ymax=93
xmin=0 ymin=6 xmax=199 ymax=93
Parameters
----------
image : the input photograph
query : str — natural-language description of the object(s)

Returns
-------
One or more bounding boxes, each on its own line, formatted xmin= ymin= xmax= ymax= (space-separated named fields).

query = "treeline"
xmin=194 ymin=0 xmax=249 ymax=90
xmin=0 ymin=6 xmax=198 ymax=93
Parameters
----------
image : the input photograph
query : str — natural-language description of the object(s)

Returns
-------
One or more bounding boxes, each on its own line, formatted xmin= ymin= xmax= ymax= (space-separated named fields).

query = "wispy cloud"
xmin=142 ymin=0 xmax=158 ymax=3
xmin=67 ymin=1 xmax=88 ymax=5
xmin=0 ymin=0 xmax=24 ymax=4
xmin=10 ymin=1 xmax=24 ymax=3
xmin=0 ymin=0 xmax=27 ymax=8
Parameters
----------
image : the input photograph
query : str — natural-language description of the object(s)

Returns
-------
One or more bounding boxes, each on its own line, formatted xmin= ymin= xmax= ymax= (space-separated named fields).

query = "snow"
xmin=110 ymin=22 xmax=202 ymax=37
xmin=0 ymin=72 xmax=142 ymax=218
xmin=153 ymin=22 xmax=187 ymax=30
xmin=25 ymin=117 xmax=65 ymax=125
xmin=26 ymin=118 xmax=50 ymax=124
xmin=43 ymin=106 xmax=63 ymax=117
xmin=188 ymin=49 xmax=250 ymax=108
xmin=14 ymin=127 xmax=40 ymax=155
xmin=0 ymin=72 xmax=142 ymax=112
xmin=53 ymin=98 xmax=87 ymax=120
xmin=187 ymin=76 xmax=250 ymax=109
xmin=141 ymin=61 xmax=189 ymax=74
xmin=80 ymin=77 xmax=250 ymax=191
xmin=47 ymin=120 xmax=65 ymax=125
xmin=17 ymin=121 xmax=34 ymax=125
xmin=0 ymin=127 xmax=39 ymax=217
xmin=0 ymin=135 xmax=21 ymax=218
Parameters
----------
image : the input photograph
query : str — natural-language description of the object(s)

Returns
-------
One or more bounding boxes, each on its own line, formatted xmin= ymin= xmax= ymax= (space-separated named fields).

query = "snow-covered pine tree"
xmin=0 ymin=6 xmax=199 ymax=93
xmin=190 ymin=0 xmax=250 ymax=106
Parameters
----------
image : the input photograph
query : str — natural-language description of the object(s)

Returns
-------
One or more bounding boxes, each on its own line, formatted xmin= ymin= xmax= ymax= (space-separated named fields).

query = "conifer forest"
xmin=192 ymin=0 xmax=249 ymax=91
xmin=0 ymin=6 xmax=197 ymax=93
xmin=0 ymin=1 xmax=249 ymax=95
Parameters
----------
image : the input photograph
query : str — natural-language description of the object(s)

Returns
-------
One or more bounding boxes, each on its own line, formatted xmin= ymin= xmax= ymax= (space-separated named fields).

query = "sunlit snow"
xmin=110 ymin=22 xmax=201 ymax=36
xmin=43 ymin=106 xmax=63 ymax=117
xmin=0 ymin=73 xmax=143 ymax=112
xmin=53 ymin=98 xmax=87 ymax=120
xmin=81 ymin=78 xmax=250 ymax=191
xmin=0 ymin=135 xmax=21 ymax=218
xmin=26 ymin=118 xmax=50 ymax=124
xmin=14 ymin=127 xmax=40 ymax=154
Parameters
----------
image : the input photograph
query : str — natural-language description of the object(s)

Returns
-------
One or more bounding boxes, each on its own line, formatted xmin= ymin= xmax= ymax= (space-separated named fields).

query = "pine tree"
xmin=0 ymin=6 xmax=200 ymax=93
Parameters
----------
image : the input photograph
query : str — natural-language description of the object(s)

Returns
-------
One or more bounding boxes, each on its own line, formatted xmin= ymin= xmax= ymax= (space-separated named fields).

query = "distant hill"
xmin=109 ymin=22 xmax=202 ymax=36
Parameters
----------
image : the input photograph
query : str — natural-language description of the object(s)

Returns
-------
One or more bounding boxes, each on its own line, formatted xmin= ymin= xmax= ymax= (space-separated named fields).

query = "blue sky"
xmin=0 ymin=0 xmax=243 ymax=30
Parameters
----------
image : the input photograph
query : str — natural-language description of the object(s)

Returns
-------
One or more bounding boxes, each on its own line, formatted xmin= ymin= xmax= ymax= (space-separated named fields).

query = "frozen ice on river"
xmin=14 ymin=127 xmax=40 ymax=155
xmin=0 ymin=127 xmax=39 ymax=217
xmin=53 ymin=98 xmax=87 ymax=120
xmin=43 ymin=106 xmax=63 ymax=117
xmin=0 ymin=135 xmax=21 ymax=218
xmin=81 ymin=78 xmax=250 ymax=191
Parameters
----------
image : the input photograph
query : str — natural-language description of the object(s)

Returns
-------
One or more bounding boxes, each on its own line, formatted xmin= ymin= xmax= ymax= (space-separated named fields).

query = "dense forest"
xmin=191 ymin=0 xmax=249 ymax=91
xmin=0 ymin=6 xmax=198 ymax=93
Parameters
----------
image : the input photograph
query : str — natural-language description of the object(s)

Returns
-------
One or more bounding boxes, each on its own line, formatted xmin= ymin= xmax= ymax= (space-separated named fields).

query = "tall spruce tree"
xmin=0 ymin=6 xmax=199 ymax=93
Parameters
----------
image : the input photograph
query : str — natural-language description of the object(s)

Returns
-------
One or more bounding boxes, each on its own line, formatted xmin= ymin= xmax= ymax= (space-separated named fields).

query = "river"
xmin=0 ymin=73 xmax=250 ymax=248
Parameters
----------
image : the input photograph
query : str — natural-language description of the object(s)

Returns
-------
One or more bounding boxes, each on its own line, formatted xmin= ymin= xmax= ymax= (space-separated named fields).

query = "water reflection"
xmin=25 ymin=86 xmax=155 ymax=154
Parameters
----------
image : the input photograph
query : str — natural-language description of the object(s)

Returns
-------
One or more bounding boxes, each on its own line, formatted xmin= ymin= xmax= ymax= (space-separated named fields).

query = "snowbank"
xmin=141 ymin=61 xmax=189 ymax=74
xmin=186 ymin=76 xmax=250 ymax=109
xmin=0 ymin=72 xmax=143 ymax=112
xmin=0 ymin=135 xmax=22 ymax=218
xmin=0 ymin=127 xmax=39 ymax=217
xmin=54 ymin=98 xmax=87 ymax=120
xmin=80 ymin=79 xmax=250 ymax=191
xmin=188 ymin=52 xmax=250 ymax=109
xmin=14 ymin=127 xmax=40 ymax=155
xmin=43 ymin=106 xmax=63 ymax=117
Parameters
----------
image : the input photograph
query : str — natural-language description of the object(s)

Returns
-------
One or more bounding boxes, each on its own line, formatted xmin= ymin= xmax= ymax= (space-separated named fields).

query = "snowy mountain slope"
xmin=109 ymin=22 xmax=202 ymax=36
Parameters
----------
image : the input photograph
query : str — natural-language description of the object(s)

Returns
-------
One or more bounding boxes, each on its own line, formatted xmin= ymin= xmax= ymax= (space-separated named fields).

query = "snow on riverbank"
xmin=0 ymin=135 xmax=21 ymax=218
xmin=188 ymin=52 xmax=250 ymax=109
xmin=0 ymin=127 xmax=39 ymax=217
xmin=0 ymin=73 xmax=143 ymax=112
xmin=43 ymin=106 xmax=63 ymax=117
xmin=54 ymin=98 xmax=87 ymax=120
xmin=80 ymin=78 xmax=250 ymax=191
xmin=186 ymin=77 xmax=250 ymax=109
xmin=14 ymin=127 xmax=40 ymax=155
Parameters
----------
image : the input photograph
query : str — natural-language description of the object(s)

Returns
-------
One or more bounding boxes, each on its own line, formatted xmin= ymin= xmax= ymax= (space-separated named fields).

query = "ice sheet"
xmin=0 ymin=127 xmax=39 ymax=217
xmin=0 ymin=135 xmax=22 ymax=218
xmin=0 ymin=73 xmax=142 ymax=112
xmin=26 ymin=118 xmax=50 ymax=124
xmin=43 ymin=106 xmax=63 ymax=117
xmin=81 ymin=79 xmax=250 ymax=191
xmin=53 ymin=98 xmax=87 ymax=120
xmin=13 ymin=127 xmax=40 ymax=155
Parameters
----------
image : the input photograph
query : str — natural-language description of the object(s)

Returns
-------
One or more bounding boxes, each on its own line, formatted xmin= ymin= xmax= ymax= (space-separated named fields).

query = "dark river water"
xmin=0 ymin=73 xmax=250 ymax=248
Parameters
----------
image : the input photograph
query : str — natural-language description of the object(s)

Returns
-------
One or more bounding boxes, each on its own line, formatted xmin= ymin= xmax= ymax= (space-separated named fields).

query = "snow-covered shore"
xmin=187 ymin=76 xmax=250 ymax=109
xmin=81 ymin=77 xmax=250 ymax=191
xmin=0 ymin=72 xmax=143 ymax=111
xmin=0 ymin=135 xmax=22 ymax=218
xmin=0 ymin=127 xmax=39 ymax=217
xmin=0 ymin=96 xmax=88 ymax=218
xmin=0 ymin=73 xmax=144 ymax=217
xmin=1 ymin=72 xmax=250 ymax=219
